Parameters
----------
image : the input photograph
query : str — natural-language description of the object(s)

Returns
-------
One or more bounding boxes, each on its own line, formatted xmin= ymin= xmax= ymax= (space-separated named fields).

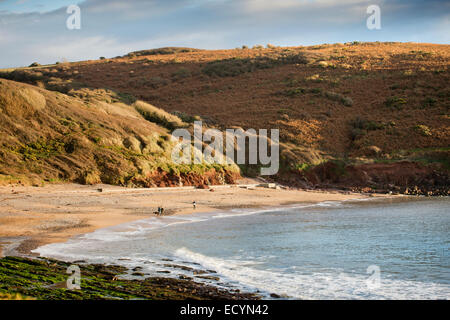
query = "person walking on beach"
xmin=192 ymin=201 xmax=196 ymax=210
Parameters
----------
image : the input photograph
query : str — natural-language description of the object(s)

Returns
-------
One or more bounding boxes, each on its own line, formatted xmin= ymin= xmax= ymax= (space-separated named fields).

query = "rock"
xmin=193 ymin=270 xmax=208 ymax=275
xmin=270 ymin=293 xmax=281 ymax=298
xmin=196 ymin=275 xmax=220 ymax=281
xmin=164 ymin=264 xmax=193 ymax=271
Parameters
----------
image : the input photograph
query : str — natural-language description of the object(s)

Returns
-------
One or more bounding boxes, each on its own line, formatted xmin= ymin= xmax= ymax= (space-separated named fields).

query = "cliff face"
xmin=0 ymin=79 xmax=239 ymax=187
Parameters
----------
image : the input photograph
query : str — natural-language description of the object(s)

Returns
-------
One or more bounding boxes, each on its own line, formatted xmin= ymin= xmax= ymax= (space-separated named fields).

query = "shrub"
xmin=202 ymin=53 xmax=309 ymax=78
xmin=350 ymin=128 xmax=366 ymax=141
xmin=414 ymin=125 xmax=432 ymax=137
xmin=349 ymin=117 xmax=385 ymax=141
xmin=171 ymin=67 xmax=191 ymax=80
xmin=317 ymin=61 xmax=335 ymax=68
xmin=147 ymin=76 xmax=169 ymax=88
xmin=422 ymin=97 xmax=437 ymax=109
xmin=296 ymin=163 xmax=311 ymax=172
xmin=172 ymin=111 xmax=201 ymax=123
xmin=18 ymin=140 xmax=65 ymax=161
xmin=134 ymin=100 xmax=186 ymax=130
xmin=127 ymin=47 xmax=200 ymax=57
xmin=0 ymin=69 xmax=44 ymax=84
xmin=29 ymin=62 xmax=40 ymax=67
xmin=385 ymin=96 xmax=407 ymax=110
xmin=282 ymin=87 xmax=323 ymax=97
xmin=324 ymin=91 xmax=353 ymax=106
xmin=350 ymin=117 xmax=385 ymax=131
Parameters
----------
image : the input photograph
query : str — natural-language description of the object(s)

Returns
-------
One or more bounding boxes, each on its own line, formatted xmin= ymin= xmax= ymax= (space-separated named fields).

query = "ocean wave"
xmin=174 ymin=248 xmax=450 ymax=300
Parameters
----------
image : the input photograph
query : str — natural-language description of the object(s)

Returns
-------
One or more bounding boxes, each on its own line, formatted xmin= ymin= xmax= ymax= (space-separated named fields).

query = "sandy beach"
xmin=0 ymin=182 xmax=374 ymax=257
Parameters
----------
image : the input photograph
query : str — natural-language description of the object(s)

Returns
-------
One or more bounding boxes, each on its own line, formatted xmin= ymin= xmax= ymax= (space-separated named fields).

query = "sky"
xmin=0 ymin=0 xmax=448 ymax=68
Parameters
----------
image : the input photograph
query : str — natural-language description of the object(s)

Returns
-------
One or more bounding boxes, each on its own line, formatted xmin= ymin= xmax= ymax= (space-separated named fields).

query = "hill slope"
xmin=0 ymin=79 xmax=238 ymax=186
xmin=0 ymin=42 xmax=448 ymax=193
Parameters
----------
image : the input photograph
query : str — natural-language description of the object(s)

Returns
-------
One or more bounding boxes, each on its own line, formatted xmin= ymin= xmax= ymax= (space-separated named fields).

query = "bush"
xmin=349 ymin=117 xmax=385 ymax=141
xmin=422 ymin=97 xmax=437 ymax=109
xmin=350 ymin=117 xmax=385 ymax=131
xmin=172 ymin=111 xmax=201 ymax=123
xmin=350 ymin=128 xmax=366 ymax=141
xmin=282 ymin=87 xmax=323 ymax=97
xmin=134 ymin=100 xmax=186 ymax=130
xmin=18 ymin=140 xmax=65 ymax=161
xmin=296 ymin=163 xmax=311 ymax=172
xmin=385 ymin=96 xmax=407 ymax=110
xmin=414 ymin=125 xmax=432 ymax=137
xmin=127 ymin=47 xmax=200 ymax=57
xmin=171 ymin=67 xmax=191 ymax=80
xmin=317 ymin=61 xmax=335 ymax=68
xmin=324 ymin=91 xmax=353 ymax=106
xmin=147 ymin=76 xmax=169 ymax=88
xmin=202 ymin=53 xmax=309 ymax=77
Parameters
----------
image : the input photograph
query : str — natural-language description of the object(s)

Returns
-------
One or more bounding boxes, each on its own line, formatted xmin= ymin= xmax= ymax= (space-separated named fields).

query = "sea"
xmin=33 ymin=197 xmax=450 ymax=300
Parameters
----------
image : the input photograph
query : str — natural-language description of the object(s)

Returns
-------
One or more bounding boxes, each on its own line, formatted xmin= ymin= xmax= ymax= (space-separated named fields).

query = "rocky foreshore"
xmin=0 ymin=256 xmax=260 ymax=300
xmin=274 ymin=161 xmax=450 ymax=197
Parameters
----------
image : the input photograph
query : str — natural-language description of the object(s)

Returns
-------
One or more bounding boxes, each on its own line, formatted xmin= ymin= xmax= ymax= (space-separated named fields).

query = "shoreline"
xmin=0 ymin=182 xmax=379 ymax=258
xmin=0 ymin=182 xmax=376 ymax=300
xmin=4 ymin=183 xmax=440 ymax=300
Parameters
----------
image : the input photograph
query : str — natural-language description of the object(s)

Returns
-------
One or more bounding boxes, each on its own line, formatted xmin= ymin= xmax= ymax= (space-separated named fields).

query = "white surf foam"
xmin=174 ymin=247 xmax=450 ymax=300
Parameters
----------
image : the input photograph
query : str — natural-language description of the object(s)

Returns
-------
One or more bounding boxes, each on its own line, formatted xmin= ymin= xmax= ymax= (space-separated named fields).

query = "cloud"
xmin=0 ymin=0 xmax=448 ymax=68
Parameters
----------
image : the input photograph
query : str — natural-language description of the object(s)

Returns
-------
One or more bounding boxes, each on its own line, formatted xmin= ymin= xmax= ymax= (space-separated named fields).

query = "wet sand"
xmin=0 ymin=183 xmax=375 ymax=257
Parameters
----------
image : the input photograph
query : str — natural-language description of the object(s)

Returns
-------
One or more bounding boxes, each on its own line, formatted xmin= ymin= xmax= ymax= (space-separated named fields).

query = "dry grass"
xmin=0 ymin=79 xmax=236 ymax=186
xmin=133 ymin=100 xmax=187 ymax=130
xmin=1 ymin=42 xmax=449 ymax=171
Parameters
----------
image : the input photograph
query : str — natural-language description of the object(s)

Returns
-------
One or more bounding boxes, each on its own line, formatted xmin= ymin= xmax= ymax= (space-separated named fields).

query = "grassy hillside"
xmin=0 ymin=42 xmax=448 ymax=192
xmin=0 ymin=79 xmax=238 ymax=187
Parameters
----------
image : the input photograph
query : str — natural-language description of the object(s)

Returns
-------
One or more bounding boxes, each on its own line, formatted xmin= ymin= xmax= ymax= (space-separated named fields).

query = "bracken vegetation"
xmin=0 ymin=43 xmax=448 ymax=191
